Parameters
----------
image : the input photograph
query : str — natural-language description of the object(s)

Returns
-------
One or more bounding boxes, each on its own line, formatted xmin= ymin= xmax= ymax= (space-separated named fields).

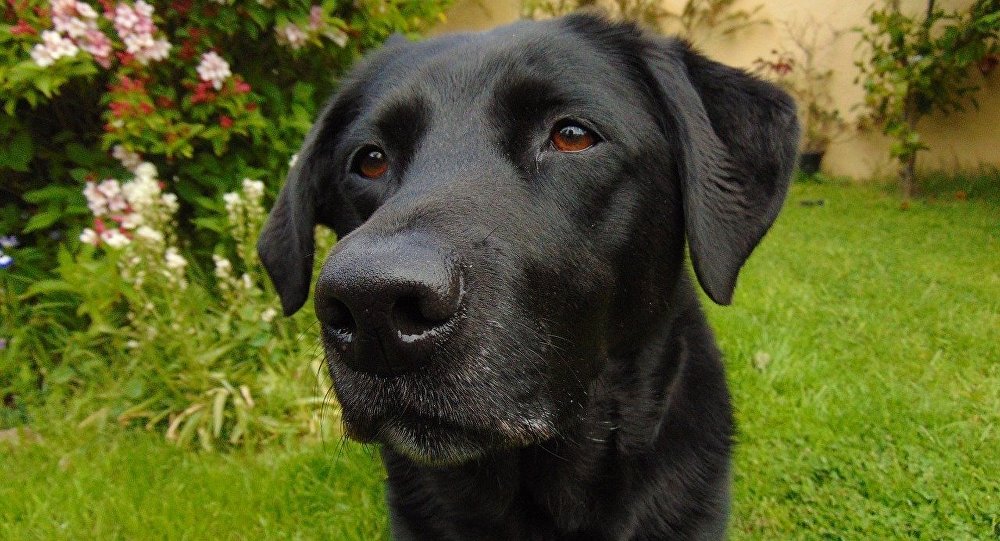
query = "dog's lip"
xmin=343 ymin=410 xmax=487 ymax=443
xmin=341 ymin=406 xmax=556 ymax=459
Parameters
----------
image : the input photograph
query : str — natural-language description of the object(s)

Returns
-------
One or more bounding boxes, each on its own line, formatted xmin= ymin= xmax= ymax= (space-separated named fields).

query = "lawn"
xmin=3 ymin=181 xmax=998 ymax=540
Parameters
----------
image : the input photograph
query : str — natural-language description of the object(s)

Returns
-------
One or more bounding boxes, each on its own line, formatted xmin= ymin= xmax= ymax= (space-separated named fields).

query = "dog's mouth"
xmin=327 ymin=349 xmax=560 ymax=466
xmin=342 ymin=410 xmax=555 ymax=465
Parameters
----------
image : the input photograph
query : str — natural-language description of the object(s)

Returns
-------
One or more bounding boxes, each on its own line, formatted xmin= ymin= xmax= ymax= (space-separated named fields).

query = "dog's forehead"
xmin=364 ymin=20 xmax=643 ymax=114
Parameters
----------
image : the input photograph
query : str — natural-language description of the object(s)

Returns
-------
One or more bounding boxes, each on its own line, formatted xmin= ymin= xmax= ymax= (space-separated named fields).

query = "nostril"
xmin=392 ymin=294 xmax=452 ymax=338
xmin=317 ymin=296 xmax=356 ymax=337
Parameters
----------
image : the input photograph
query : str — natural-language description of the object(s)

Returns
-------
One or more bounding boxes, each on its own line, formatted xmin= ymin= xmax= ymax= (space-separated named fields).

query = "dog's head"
xmin=258 ymin=15 xmax=798 ymax=465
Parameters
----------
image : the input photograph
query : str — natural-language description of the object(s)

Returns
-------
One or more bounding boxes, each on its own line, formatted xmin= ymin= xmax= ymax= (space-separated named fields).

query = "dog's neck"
xmin=382 ymin=277 xmax=733 ymax=538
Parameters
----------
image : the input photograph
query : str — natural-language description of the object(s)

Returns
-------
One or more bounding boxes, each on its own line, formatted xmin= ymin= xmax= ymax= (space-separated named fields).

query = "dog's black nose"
xmin=314 ymin=234 xmax=463 ymax=375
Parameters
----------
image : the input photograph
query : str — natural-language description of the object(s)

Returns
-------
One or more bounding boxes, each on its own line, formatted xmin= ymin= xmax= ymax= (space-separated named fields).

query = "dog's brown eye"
xmin=355 ymin=147 xmax=389 ymax=179
xmin=551 ymin=123 xmax=597 ymax=152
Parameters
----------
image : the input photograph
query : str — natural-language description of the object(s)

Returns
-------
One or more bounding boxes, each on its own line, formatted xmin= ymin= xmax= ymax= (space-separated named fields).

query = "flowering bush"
xmin=0 ymin=0 xmax=451 ymax=444
xmin=2 ymin=0 xmax=450 ymax=241
xmin=3 ymin=161 xmax=339 ymax=447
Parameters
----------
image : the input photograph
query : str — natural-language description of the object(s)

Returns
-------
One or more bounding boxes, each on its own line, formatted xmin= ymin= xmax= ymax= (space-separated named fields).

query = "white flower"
xmin=134 ymin=0 xmax=154 ymax=18
xmin=134 ymin=162 xmax=157 ymax=182
xmin=280 ymin=23 xmax=308 ymax=50
xmin=79 ymin=228 xmax=99 ymax=245
xmin=121 ymin=176 xmax=160 ymax=212
xmin=288 ymin=153 xmax=299 ymax=167
xmin=31 ymin=30 xmax=80 ymax=67
xmin=164 ymin=247 xmax=187 ymax=270
xmin=83 ymin=182 xmax=108 ymax=216
xmin=222 ymin=192 xmax=241 ymax=212
xmin=126 ymin=340 xmax=140 ymax=349
xmin=260 ymin=307 xmax=278 ymax=323
xmin=212 ymin=254 xmax=233 ymax=278
xmin=161 ymin=193 xmax=179 ymax=213
xmin=241 ymin=273 xmax=253 ymax=289
xmin=54 ymin=15 xmax=90 ymax=38
xmin=326 ymin=28 xmax=349 ymax=48
xmin=100 ymin=229 xmax=130 ymax=248
xmin=135 ymin=226 xmax=163 ymax=243
xmin=120 ymin=212 xmax=143 ymax=230
xmin=142 ymin=39 xmax=171 ymax=63
xmin=196 ymin=51 xmax=232 ymax=90
xmin=76 ymin=2 xmax=98 ymax=19
xmin=97 ymin=179 xmax=122 ymax=199
xmin=242 ymin=178 xmax=265 ymax=200
xmin=96 ymin=179 xmax=128 ymax=213
xmin=123 ymin=32 xmax=155 ymax=54
xmin=112 ymin=145 xmax=143 ymax=172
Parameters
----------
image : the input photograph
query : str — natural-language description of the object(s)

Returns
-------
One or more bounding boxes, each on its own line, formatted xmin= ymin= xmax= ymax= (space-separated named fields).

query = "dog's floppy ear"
xmin=644 ymin=38 xmax=799 ymax=305
xmin=257 ymin=93 xmax=357 ymax=316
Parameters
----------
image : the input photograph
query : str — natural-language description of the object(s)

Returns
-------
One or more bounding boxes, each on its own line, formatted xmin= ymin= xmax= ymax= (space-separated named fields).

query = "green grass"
xmin=1 ymin=426 xmax=388 ymax=540
xmin=3 ymin=181 xmax=998 ymax=539
xmin=713 ymin=181 xmax=1000 ymax=539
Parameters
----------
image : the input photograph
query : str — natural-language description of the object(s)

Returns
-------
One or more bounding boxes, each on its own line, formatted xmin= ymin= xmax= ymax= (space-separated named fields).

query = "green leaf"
xmin=22 ymin=279 xmax=79 ymax=299
xmin=212 ymin=390 xmax=229 ymax=438
xmin=66 ymin=143 xmax=99 ymax=167
xmin=192 ymin=217 xmax=224 ymax=233
xmin=124 ymin=378 xmax=145 ymax=400
xmin=23 ymin=208 xmax=62 ymax=233
xmin=0 ymin=130 xmax=33 ymax=171
xmin=48 ymin=364 xmax=76 ymax=385
xmin=177 ymin=410 xmax=205 ymax=447
xmin=22 ymin=184 xmax=74 ymax=203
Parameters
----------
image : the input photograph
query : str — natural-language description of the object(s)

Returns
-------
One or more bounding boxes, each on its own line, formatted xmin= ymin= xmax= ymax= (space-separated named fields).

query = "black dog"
xmin=258 ymin=13 xmax=798 ymax=540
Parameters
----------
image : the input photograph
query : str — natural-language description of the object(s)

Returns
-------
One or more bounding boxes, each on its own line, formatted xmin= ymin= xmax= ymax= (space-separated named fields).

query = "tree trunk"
xmin=900 ymin=152 xmax=917 ymax=200
xmin=896 ymin=0 xmax=935 ymax=201
xmin=900 ymin=92 xmax=921 ymax=200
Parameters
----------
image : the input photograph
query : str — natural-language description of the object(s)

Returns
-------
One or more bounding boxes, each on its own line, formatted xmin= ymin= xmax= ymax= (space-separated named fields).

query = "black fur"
xmin=258 ymin=14 xmax=798 ymax=540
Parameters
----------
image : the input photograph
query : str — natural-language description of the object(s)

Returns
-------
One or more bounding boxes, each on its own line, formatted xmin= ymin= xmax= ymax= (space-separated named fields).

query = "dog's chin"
xmin=343 ymin=413 xmax=556 ymax=467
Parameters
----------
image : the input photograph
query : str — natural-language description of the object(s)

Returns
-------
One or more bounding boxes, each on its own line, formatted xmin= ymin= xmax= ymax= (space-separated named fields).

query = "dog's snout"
xmin=315 ymin=234 xmax=463 ymax=375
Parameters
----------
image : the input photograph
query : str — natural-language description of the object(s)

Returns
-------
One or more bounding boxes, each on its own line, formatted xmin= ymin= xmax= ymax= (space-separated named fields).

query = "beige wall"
xmin=436 ymin=0 xmax=1000 ymax=179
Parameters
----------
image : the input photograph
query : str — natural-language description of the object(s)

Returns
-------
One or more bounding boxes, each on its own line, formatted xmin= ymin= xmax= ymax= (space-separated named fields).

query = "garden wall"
xmin=437 ymin=0 xmax=1000 ymax=179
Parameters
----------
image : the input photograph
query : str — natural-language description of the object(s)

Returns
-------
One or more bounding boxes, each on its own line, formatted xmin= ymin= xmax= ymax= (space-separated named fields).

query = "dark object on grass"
xmin=258 ymin=14 xmax=798 ymax=540
xmin=798 ymin=150 xmax=824 ymax=176
xmin=800 ymin=199 xmax=826 ymax=207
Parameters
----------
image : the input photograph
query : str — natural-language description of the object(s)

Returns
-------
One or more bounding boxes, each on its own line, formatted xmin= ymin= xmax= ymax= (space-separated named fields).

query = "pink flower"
xmin=51 ymin=0 xmax=79 ymax=17
xmin=84 ymin=181 xmax=109 ymax=215
xmin=309 ymin=5 xmax=324 ymax=31
xmin=80 ymin=29 xmax=113 ymax=67
xmin=112 ymin=1 xmax=170 ymax=65
xmin=278 ymin=23 xmax=307 ymax=50
xmin=53 ymin=14 xmax=89 ymax=38
xmin=197 ymin=51 xmax=231 ymax=90
xmin=219 ymin=115 xmax=233 ymax=129
xmin=113 ymin=3 xmax=138 ymax=32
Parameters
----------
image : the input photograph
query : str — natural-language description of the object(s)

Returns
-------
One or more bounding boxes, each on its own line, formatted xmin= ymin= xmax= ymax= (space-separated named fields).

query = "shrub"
xmin=2 ymin=0 xmax=450 ymax=245
xmin=9 ymin=165 xmax=337 ymax=448
xmin=854 ymin=0 xmax=1000 ymax=199
xmin=0 ymin=0 xmax=452 ymax=446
